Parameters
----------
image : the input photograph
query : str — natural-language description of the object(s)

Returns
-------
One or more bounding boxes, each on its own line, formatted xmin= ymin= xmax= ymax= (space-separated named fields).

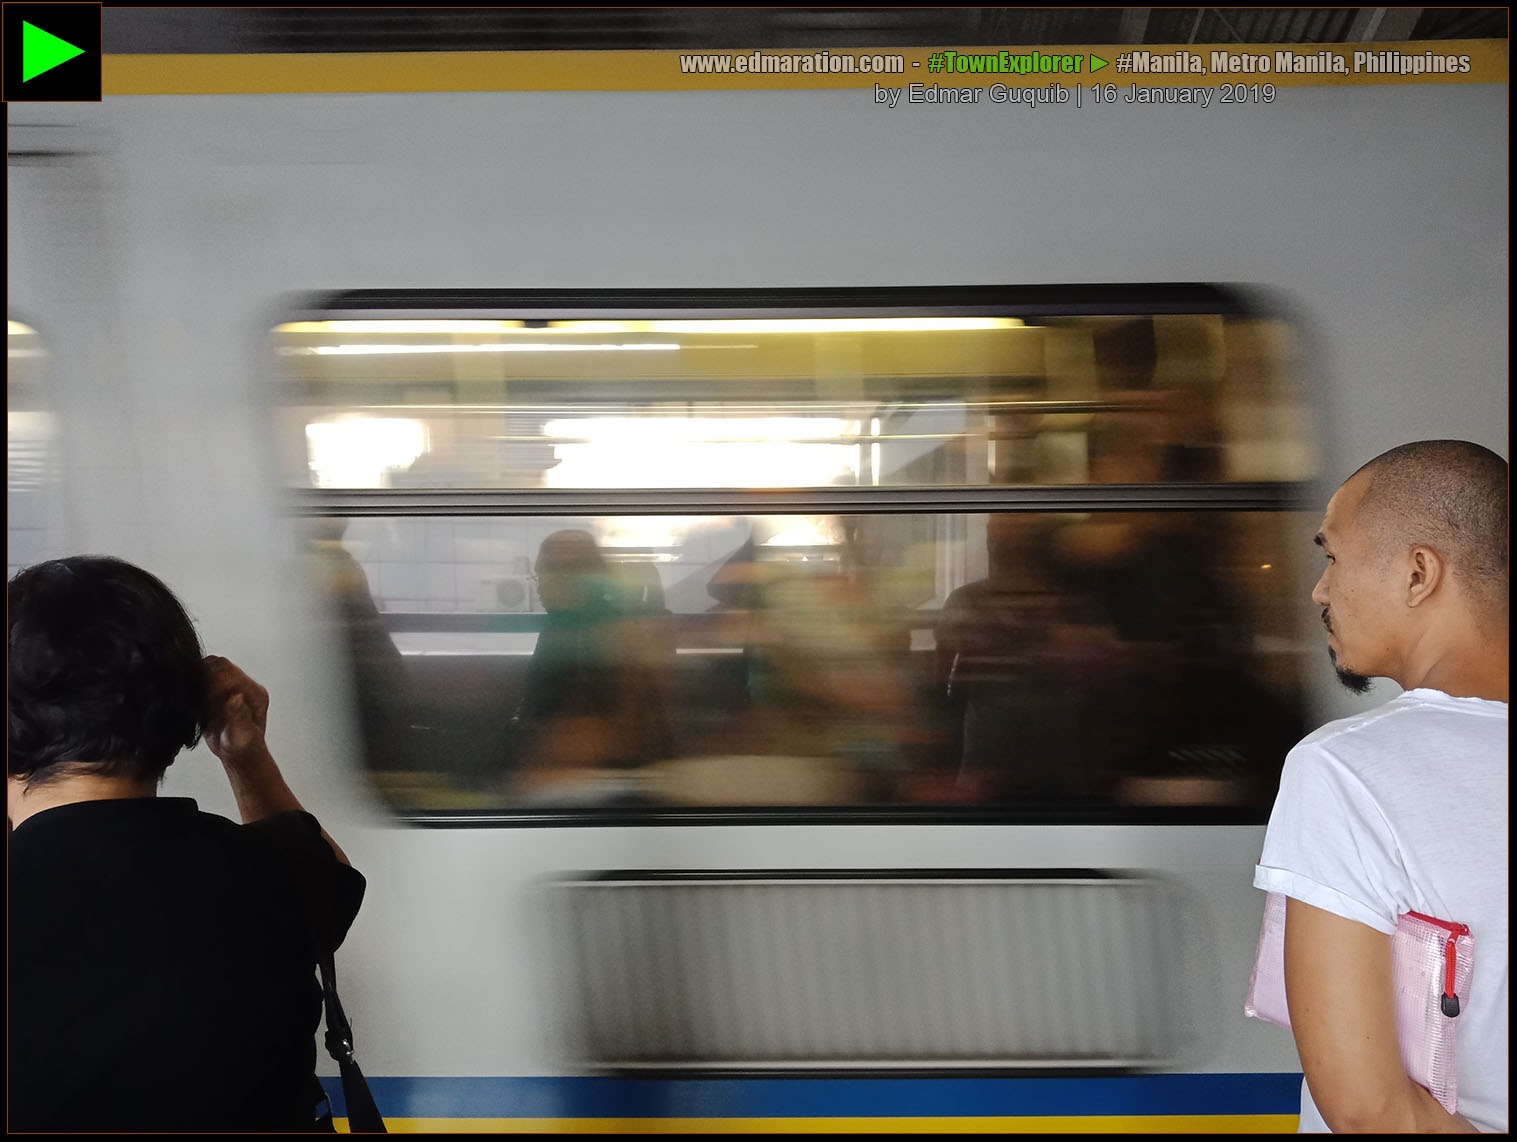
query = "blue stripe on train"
xmin=319 ymin=1073 xmax=1303 ymax=1119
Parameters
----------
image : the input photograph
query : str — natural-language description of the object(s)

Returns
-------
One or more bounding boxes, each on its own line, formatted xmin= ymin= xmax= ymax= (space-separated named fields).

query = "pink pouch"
xmin=1244 ymin=890 xmax=1474 ymax=1114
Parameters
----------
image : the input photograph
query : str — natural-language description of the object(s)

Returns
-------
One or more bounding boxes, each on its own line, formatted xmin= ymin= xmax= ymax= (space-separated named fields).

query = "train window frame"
xmin=274 ymin=285 xmax=1316 ymax=828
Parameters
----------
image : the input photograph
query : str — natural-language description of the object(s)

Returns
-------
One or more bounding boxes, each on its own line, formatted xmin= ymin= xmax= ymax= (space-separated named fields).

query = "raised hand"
xmin=202 ymin=655 xmax=272 ymax=768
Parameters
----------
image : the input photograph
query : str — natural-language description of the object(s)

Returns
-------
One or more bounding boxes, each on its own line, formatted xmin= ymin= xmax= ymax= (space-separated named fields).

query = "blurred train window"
xmin=8 ymin=320 xmax=67 ymax=578
xmin=273 ymin=291 xmax=1317 ymax=821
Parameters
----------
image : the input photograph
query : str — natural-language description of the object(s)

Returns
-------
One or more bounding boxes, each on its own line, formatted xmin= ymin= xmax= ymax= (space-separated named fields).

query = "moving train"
xmin=7 ymin=35 xmax=1506 ymax=1132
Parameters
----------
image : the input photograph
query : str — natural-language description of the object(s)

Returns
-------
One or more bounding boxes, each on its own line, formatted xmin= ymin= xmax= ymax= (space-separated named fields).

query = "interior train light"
xmin=545 ymin=416 xmax=853 ymax=443
xmin=281 ymin=342 xmax=681 ymax=356
xmin=7 ymin=321 xmax=42 ymax=358
xmin=543 ymin=416 xmax=859 ymax=489
xmin=275 ymin=320 xmax=529 ymax=334
xmin=634 ymin=317 xmax=1024 ymax=334
xmin=274 ymin=317 xmax=1023 ymax=337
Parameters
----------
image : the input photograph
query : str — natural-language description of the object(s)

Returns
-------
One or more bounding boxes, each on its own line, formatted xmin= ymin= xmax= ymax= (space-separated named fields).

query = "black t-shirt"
xmin=8 ymin=798 xmax=366 ymax=1133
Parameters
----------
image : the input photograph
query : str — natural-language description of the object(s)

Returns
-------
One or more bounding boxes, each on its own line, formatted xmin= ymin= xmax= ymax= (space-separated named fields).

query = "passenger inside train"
xmin=305 ymin=517 xmax=419 ymax=776
xmin=932 ymin=512 xmax=1093 ymax=801
xmin=509 ymin=529 xmax=674 ymax=806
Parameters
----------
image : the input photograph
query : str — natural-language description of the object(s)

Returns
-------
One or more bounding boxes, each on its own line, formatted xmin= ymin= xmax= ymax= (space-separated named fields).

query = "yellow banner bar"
xmin=103 ymin=41 xmax=1506 ymax=95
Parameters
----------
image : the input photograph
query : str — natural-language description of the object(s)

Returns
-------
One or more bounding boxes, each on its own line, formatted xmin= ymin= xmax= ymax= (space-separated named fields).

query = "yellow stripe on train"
xmin=101 ymin=42 xmax=1505 ymax=95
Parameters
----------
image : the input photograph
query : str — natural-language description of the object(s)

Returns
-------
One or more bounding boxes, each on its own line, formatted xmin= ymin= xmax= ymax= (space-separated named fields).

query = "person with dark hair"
xmin=1254 ymin=441 xmax=1508 ymax=1133
xmin=509 ymin=530 xmax=669 ymax=803
xmin=305 ymin=517 xmax=416 ymax=775
xmin=8 ymin=556 xmax=366 ymax=1132
xmin=933 ymin=513 xmax=1092 ymax=799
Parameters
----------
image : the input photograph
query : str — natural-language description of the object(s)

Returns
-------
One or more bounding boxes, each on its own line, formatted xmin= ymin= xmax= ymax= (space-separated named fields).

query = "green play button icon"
xmin=23 ymin=21 xmax=85 ymax=82
xmin=6 ymin=5 xmax=101 ymax=102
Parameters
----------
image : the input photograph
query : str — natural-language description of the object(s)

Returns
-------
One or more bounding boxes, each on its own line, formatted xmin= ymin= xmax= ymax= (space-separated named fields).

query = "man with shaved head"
xmin=1255 ymin=440 xmax=1508 ymax=1133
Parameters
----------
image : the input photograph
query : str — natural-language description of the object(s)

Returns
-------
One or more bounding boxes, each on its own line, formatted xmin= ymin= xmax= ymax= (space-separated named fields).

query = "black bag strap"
xmin=317 ymin=948 xmax=387 ymax=1133
xmin=248 ymin=812 xmax=385 ymax=1134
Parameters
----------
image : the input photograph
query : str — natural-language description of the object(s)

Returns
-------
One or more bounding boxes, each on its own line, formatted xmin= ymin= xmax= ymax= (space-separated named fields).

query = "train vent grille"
xmin=548 ymin=871 xmax=1204 ymax=1070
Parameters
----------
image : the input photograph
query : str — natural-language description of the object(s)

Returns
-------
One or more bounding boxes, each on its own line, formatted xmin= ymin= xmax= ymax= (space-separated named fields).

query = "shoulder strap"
xmin=249 ymin=813 xmax=386 ymax=1133
xmin=316 ymin=949 xmax=387 ymax=1133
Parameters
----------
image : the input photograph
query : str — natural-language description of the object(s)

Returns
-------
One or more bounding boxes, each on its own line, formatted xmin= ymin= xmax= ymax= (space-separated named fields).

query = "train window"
xmin=7 ymin=320 xmax=67 ymax=578
xmin=274 ymin=289 xmax=1316 ymax=822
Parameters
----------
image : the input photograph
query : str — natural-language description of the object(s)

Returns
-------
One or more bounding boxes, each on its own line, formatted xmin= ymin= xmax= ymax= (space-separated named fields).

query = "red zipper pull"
xmin=1406 ymin=912 xmax=1466 ymax=1018
xmin=1441 ymin=936 xmax=1461 ymax=1018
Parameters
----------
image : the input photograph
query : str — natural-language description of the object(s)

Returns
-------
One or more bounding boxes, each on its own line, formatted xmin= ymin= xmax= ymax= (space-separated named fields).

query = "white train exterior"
xmin=7 ymin=44 xmax=1506 ymax=1130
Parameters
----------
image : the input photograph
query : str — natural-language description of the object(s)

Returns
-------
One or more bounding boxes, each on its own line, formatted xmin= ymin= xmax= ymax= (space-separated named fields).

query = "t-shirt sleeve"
xmin=245 ymin=810 xmax=367 ymax=952
xmin=1254 ymin=741 xmax=1402 ymax=935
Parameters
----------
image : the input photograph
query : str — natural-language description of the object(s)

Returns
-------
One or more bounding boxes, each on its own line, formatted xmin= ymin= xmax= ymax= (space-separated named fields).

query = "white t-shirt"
xmin=1255 ymin=688 xmax=1509 ymax=1134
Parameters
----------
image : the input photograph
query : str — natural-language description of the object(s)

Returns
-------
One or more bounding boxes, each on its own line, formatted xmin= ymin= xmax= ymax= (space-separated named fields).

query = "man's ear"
xmin=1405 ymin=544 xmax=1445 ymax=608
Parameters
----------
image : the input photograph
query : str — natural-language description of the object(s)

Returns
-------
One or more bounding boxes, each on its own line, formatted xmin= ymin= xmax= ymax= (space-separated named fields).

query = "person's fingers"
xmin=205 ymin=693 xmax=254 ymax=759
xmin=202 ymin=657 xmax=269 ymax=730
xmin=203 ymin=657 xmax=241 ymax=707
xmin=224 ymin=692 xmax=251 ymax=733
xmin=247 ymin=680 xmax=270 ymax=724
xmin=230 ymin=681 xmax=270 ymax=734
xmin=203 ymin=656 xmax=234 ymax=686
